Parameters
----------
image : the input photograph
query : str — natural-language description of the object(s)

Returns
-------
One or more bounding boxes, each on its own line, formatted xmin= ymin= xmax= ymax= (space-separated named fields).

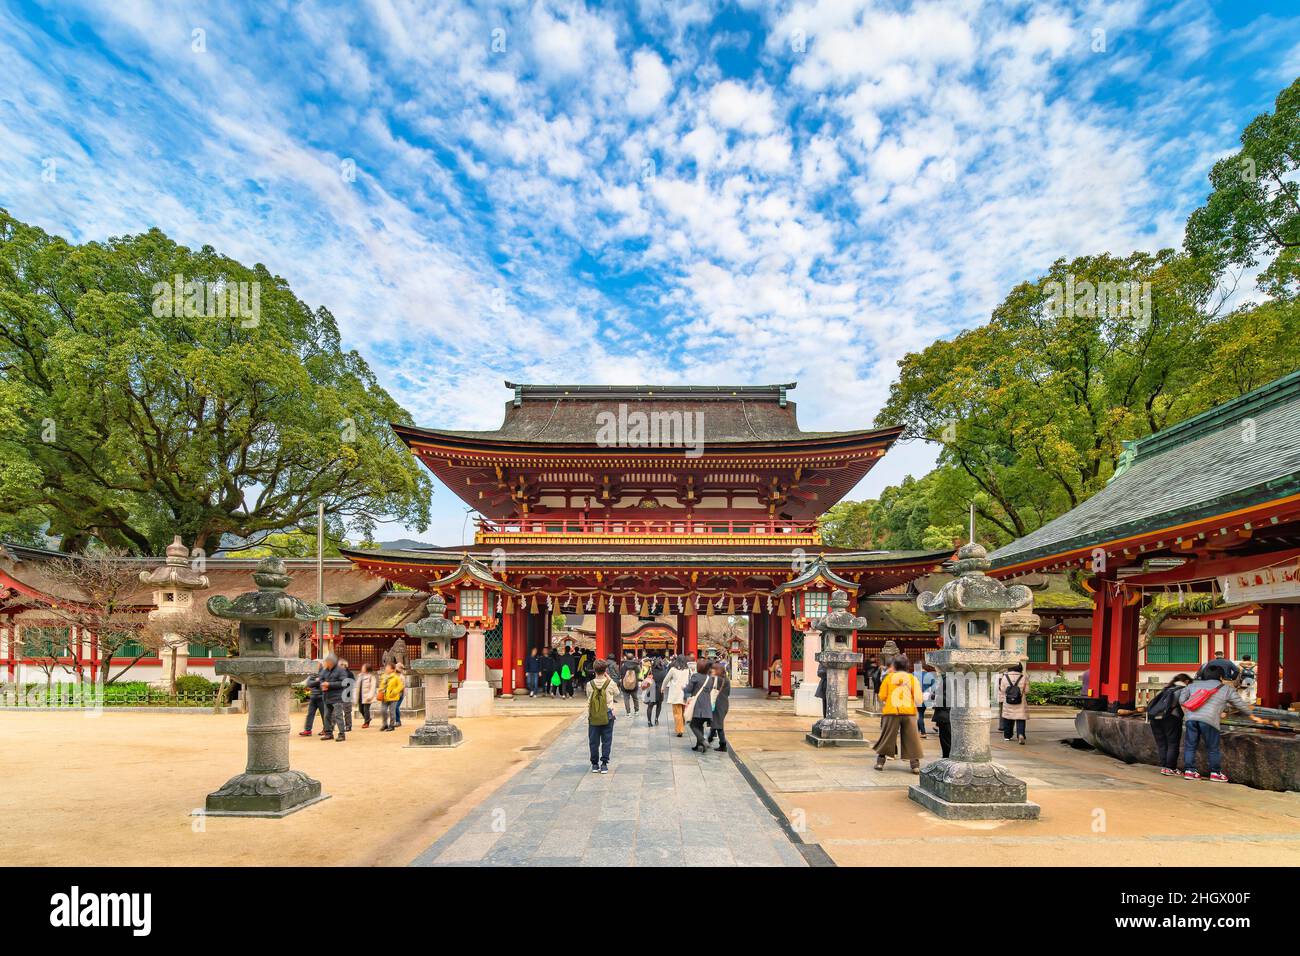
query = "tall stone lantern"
xmin=428 ymin=555 xmax=519 ymax=718
xmin=908 ymin=539 xmax=1041 ymax=820
xmin=405 ymin=593 xmax=465 ymax=748
xmin=139 ymin=535 xmax=209 ymax=692
xmin=202 ymin=557 xmax=329 ymax=817
xmin=772 ymin=556 xmax=861 ymax=724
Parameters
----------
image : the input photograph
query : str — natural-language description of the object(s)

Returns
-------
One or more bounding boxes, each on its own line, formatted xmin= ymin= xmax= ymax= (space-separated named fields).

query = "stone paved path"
xmin=411 ymin=712 xmax=807 ymax=867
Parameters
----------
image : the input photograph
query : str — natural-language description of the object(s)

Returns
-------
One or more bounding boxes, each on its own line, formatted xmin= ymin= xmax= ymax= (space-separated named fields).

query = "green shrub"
xmin=174 ymin=674 xmax=217 ymax=696
xmin=1027 ymin=679 xmax=1082 ymax=706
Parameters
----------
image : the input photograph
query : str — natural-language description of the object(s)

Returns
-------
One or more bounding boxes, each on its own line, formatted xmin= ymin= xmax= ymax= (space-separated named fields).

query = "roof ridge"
xmin=1134 ymin=368 xmax=1300 ymax=461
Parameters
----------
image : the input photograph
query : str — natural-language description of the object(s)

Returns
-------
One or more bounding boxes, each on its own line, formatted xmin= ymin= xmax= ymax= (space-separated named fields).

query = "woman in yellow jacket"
xmin=872 ymin=653 xmax=925 ymax=773
xmin=378 ymin=663 xmax=405 ymax=732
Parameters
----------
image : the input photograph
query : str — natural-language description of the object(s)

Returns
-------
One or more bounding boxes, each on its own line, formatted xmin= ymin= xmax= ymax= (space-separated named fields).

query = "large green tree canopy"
xmin=0 ymin=210 xmax=432 ymax=554
xmin=824 ymin=77 xmax=1300 ymax=552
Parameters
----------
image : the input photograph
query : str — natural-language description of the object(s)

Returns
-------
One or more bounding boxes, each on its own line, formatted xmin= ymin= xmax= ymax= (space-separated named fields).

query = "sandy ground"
xmin=0 ymin=709 xmax=571 ymax=866
xmin=726 ymin=713 xmax=1300 ymax=866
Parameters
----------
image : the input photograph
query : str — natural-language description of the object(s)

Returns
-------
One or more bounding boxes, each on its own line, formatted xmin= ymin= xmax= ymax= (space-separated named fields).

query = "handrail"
xmin=475 ymin=516 xmax=818 ymax=537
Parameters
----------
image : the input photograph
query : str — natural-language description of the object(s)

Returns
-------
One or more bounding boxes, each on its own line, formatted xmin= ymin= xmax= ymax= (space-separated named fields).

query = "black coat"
xmin=318 ymin=665 xmax=349 ymax=702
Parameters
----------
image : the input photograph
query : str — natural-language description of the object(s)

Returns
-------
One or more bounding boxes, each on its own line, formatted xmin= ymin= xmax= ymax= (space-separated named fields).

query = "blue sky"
xmin=2 ymin=0 xmax=1298 ymax=545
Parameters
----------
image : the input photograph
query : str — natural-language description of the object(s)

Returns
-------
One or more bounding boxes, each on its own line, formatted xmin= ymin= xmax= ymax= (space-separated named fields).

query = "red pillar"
xmin=1086 ymin=579 xmax=1111 ymax=701
xmin=595 ymin=610 xmax=610 ymax=661
xmin=1257 ymin=604 xmax=1282 ymax=709
xmin=1103 ymin=591 xmax=1139 ymax=709
xmin=500 ymin=605 xmax=515 ymax=698
xmin=684 ymin=614 xmax=698 ymax=659
xmin=847 ymin=596 xmax=859 ymax=695
xmin=1281 ymin=605 xmax=1300 ymax=708
xmin=780 ymin=612 xmax=793 ymax=698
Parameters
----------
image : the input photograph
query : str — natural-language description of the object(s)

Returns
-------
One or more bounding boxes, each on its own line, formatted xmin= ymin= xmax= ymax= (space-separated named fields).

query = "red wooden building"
xmin=342 ymin=383 xmax=951 ymax=696
xmin=990 ymin=370 xmax=1300 ymax=710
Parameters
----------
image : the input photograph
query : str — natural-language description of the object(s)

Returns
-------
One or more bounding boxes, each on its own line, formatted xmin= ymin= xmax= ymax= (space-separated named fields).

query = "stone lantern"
xmin=805 ymin=591 xmax=868 ymax=746
xmin=772 ymin=555 xmax=859 ymax=722
xmin=202 ymin=556 xmax=329 ymax=817
xmin=138 ymin=535 xmax=209 ymax=692
xmin=909 ymin=539 xmax=1040 ymax=820
xmin=428 ymin=555 xmax=519 ymax=718
xmin=405 ymin=593 xmax=465 ymax=748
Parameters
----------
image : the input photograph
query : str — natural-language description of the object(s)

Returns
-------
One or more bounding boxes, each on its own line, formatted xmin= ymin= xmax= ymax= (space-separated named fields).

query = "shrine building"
xmin=340 ymin=383 xmax=953 ymax=696
xmin=990 ymin=369 xmax=1300 ymax=710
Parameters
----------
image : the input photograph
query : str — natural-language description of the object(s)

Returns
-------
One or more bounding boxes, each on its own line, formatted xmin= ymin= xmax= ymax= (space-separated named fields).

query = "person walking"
xmin=815 ymin=662 xmax=827 ymax=717
xmin=559 ymin=644 xmax=577 ymax=698
xmin=684 ymin=659 xmax=716 ymax=753
xmin=339 ymin=658 xmax=355 ymax=733
xmin=644 ymin=656 xmax=667 ymax=727
xmin=918 ymin=664 xmax=937 ymax=738
xmin=540 ymin=648 xmax=557 ymax=697
xmin=378 ymin=661 xmax=404 ymax=732
xmin=318 ymin=654 xmax=349 ymax=742
xmin=705 ymin=661 xmax=731 ymax=752
xmin=1146 ymin=673 xmax=1192 ymax=775
xmin=585 ymin=659 xmax=620 ymax=774
xmin=662 ymin=654 xmax=692 ymax=737
xmin=1179 ymin=662 xmax=1262 ymax=782
xmin=618 ymin=651 xmax=641 ymax=717
xmin=525 ymin=647 xmax=542 ymax=698
xmin=357 ymin=663 xmax=378 ymax=729
xmin=997 ymin=663 xmax=1029 ymax=744
xmin=394 ymin=662 xmax=407 ymax=727
xmin=299 ymin=660 xmax=326 ymax=736
xmin=872 ymin=654 xmax=924 ymax=773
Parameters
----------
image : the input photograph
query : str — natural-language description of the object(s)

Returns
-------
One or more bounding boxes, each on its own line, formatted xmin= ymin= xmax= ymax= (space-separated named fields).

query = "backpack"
xmin=1003 ymin=673 xmax=1023 ymax=706
xmin=622 ymin=666 xmax=638 ymax=691
xmin=588 ymin=679 xmax=610 ymax=726
xmin=1146 ymin=685 xmax=1181 ymax=721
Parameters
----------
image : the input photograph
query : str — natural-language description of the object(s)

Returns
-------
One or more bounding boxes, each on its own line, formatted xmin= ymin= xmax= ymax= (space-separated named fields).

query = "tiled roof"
xmin=990 ymin=370 xmax=1300 ymax=571
xmin=394 ymin=381 xmax=890 ymax=447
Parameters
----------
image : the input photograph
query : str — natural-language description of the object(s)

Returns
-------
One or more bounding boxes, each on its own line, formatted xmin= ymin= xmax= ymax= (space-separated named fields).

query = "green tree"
xmin=0 ymin=211 xmax=432 ymax=554
xmin=1185 ymin=77 xmax=1300 ymax=298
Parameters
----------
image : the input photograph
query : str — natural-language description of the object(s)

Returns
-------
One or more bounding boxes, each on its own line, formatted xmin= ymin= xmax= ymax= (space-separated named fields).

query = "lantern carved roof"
xmin=815 ymin=589 xmax=867 ymax=634
xmin=770 ymin=554 xmax=856 ymax=596
xmin=139 ymin=535 xmax=209 ymax=591
xmin=428 ymin=554 xmax=520 ymax=595
xmin=207 ymin=556 xmax=330 ymax=622
xmin=917 ymin=542 xmax=1032 ymax=616
xmin=405 ymin=593 xmax=467 ymax=642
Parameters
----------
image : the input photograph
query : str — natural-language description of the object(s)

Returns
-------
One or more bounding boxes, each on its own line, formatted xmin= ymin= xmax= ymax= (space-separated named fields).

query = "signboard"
xmin=1219 ymin=561 xmax=1300 ymax=604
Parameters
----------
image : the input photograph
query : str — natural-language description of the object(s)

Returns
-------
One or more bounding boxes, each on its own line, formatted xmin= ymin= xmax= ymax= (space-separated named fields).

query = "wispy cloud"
xmin=1 ymin=0 xmax=1296 ymax=542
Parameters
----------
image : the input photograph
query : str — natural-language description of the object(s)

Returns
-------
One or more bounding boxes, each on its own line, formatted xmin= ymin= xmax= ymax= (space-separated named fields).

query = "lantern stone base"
xmin=202 ymin=769 xmax=328 ymax=818
xmin=907 ymin=758 xmax=1040 ymax=820
xmin=805 ymin=716 xmax=867 ymax=747
xmin=455 ymin=680 xmax=495 ymax=717
xmin=407 ymin=722 xmax=464 ymax=748
xmin=794 ymin=682 xmax=822 ymax=717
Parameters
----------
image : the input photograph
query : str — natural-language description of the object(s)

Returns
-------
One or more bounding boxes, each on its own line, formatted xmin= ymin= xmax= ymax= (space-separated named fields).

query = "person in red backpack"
xmin=1178 ymin=662 xmax=1263 ymax=782
xmin=1145 ymin=673 xmax=1192 ymax=775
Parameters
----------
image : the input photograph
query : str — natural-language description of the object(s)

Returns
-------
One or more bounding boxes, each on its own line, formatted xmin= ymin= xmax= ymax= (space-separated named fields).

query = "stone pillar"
xmin=138 ymin=535 xmax=209 ymax=692
xmin=908 ymin=541 xmax=1040 ymax=820
xmin=794 ymin=628 xmax=822 ymax=716
xmin=805 ymin=593 xmax=866 ymax=747
xmin=202 ymin=557 xmax=327 ymax=818
xmin=405 ymin=594 xmax=466 ymax=747
xmin=455 ymin=625 xmax=495 ymax=717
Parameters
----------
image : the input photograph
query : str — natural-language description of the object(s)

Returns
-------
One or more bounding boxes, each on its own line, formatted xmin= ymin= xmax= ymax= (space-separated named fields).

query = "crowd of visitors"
xmin=291 ymin=637 xmax=1268 ymax=793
